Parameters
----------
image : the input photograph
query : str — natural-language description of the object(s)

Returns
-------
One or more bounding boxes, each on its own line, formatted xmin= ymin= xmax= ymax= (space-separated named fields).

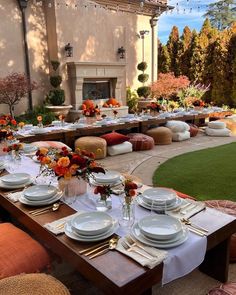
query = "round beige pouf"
xmin=146 ymin=127 xmax=172 ymax=145
xmin=75 ymin=136 xmax=107 ymax=159
xmin=0 ymin=273 xmax=71 ymax=295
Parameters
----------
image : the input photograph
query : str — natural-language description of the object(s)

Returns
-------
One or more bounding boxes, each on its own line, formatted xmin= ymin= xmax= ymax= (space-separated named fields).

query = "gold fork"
xmin=126 ymin=236 xmax=156 ymax=258
xmin=121 ymin=240 xmax=153 ymax=259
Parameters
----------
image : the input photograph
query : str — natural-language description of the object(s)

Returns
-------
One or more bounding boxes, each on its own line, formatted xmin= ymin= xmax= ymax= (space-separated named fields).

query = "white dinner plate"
xmin=65 ymin=220 xmax=118 ymax=242
xmin=94 ymin=170 xmax=121 ymax=183
xmin=71 ymin=212 xmax=113 ymax=236
xmin=136 ymin=195 xmax=182 ymax=211
xmin=142 ymin=188 xmax=177 ymax=206
xmin=1 ymin=173 xmax=31 ymax=185
xmin=19 ymin=191 xmax=63 ymax=206
xmin=138 ymin=215 xmax=182 ymax=240
xmin=89 ymin=176 xmax=124 ymax=187
xmin=0 ymin=178 xmax=32 ymax=189
xmin=131 ymin=222 xmax=189 ymax=248
xmin=24 ymin=185 xmax=57 ymax=200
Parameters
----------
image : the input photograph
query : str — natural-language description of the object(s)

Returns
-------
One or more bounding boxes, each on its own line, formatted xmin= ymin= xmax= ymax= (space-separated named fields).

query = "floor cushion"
xmin=32 ymin=141 xmax=71 ymax=151
xmin=0 ymin=273 xmax=71 ymax=295
xmin=189 ymin=124 xmax=199 ymax=137
xmin=146 ymin=127 xmax=172 ymax=145
xmin=100 ymin=132 xmax=129 ymax=146
xmin=208 ymin=282 xmax=236 ymax=295
xmin=107 ymin=141 xmax=132 ymax=156
xmin=127 ymin=133 xmax=154 ymax=151
xmin=208 ymin=121 xmax=226 ymax=129
xmin=166 ymin=120 xmax=190 ymax=133
xmin=0 ymin=223 xmax=50 ymax=279
xmin=74 ymin=136 xmax=107 ymax=159
xmin=219 ymin=119 xmax=236 ymax=135
xmin=205 ymin=127 xmax=231 ymax=137
xmin=204 ymin=200 xmax=236 ymax=262
xmin=172 ymin=131 xmax=190 ymax=142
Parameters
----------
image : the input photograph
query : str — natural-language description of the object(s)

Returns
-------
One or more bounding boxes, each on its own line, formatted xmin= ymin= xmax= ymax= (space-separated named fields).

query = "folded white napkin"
xmin=44 ymin=211 xmax=84 ymax=235
xmin=6 ymin=191 xmax=22 ymax=202
xmin=116 ymin=236 xmax=168 ymax=269
xmin=168 ymin=201 xmax=206 ymax=220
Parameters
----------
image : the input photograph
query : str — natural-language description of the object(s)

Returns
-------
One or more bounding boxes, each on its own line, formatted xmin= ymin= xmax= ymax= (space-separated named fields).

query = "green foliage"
xmin=46 ymin=89 xmax=65 ymax=106
xmin=138 ymin=73 xmax=149 ymax=83
xmin=158 ymin=45 xmax=171 ymax=73
xmin=51 ymin=60 xmax=60 ymax=71
xmin=50 ymin=75 xmax=62 ymax=88
xmin=137 ymin=86 xmax=151 ymax=98
xmin=16 ymin=105 xmax=56 ymax=125
xmin=167 ymin=26 xmax=180 ymax=76
xmin=204 ymin=0 xmax=236 ymax=30
xmin=126 ymin=87 xmax=139 ymax=112
xmin=137 ymin=62 xmax=147 ymax=71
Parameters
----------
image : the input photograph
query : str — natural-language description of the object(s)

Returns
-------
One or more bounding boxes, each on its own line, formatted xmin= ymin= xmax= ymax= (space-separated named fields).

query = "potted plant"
xmin=45 ymin=60 xmax=72 ymax=117
xmin=136 ymin=62 xmax=152 ymax=111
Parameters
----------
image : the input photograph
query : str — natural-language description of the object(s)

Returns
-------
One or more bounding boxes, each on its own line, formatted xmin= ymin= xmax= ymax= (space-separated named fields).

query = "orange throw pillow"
xmin=0 ymin=223 xmax=50 ymax=279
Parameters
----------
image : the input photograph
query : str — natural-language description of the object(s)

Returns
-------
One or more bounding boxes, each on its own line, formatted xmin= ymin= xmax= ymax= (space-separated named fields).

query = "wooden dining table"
xmin=0 ymin=189 xmax=236 ymax=295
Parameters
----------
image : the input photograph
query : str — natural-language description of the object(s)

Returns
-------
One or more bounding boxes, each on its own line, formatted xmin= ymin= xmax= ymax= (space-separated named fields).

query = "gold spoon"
xmin=84 ymin=237 xmax=119 ymax=257
xmin=31 ymin=203 xmax=61 ymax=216
xmin=88 ymin=238 xmax=119 ymax=259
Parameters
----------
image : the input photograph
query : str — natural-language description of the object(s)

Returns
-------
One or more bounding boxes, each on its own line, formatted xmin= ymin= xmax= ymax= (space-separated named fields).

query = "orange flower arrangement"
xmin=0 ymin=115 xmax=17 ymax=142
xmin=103 ymin=98 xmax=121 ymax=108
xmin=81 ymin=99 xmax=100 ymax=117
xmin=124 ymin=179 xmax=138 ymax=205
xmin=37 ymin=115 xmax=42 ymax=122
xmin=36 ymin=147 xmax=105 ymax=181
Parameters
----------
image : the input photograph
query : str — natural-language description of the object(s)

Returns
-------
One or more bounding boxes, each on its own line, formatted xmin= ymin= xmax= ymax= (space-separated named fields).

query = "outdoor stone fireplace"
xmin=67 ymin=62 xmax=128 ymax=119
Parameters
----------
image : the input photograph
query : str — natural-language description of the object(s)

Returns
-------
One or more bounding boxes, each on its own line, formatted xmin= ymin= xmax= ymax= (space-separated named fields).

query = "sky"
xmin=158 ymin=0 xmax=215 ymax=44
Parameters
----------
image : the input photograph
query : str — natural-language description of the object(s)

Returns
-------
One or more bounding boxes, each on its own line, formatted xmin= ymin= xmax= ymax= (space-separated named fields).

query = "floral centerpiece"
xmin=3 ymin=142 xmax=23 ymax=158
xmin=103 ymin=98 xmax=121 ymax=108
xmin=146 ymin=101 xmax=163 ymax=113
xmin=81 ymin=99 xmax=100 ymax=117
xmin=94 ymin=184 xmax=114 ymax=211
xmin=0 ymin=115 xmax=18 ymax=155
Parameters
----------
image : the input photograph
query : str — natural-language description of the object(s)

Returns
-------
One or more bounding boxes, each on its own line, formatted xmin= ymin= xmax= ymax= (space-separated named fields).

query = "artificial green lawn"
xmin=153 ymin=143 xmax=236 ymax=201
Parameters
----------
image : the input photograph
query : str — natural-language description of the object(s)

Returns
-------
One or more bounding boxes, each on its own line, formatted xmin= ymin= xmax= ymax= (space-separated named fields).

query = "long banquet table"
xmin=0 ymin=183 xmax=236 ymax=294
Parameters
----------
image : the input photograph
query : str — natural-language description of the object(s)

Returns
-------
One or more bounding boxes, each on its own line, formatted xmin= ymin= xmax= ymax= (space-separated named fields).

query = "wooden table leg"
xmin=199 ymin=238 xmax=230 ymax=283
xmin=141 ymin=287 xmax=152 ymax=295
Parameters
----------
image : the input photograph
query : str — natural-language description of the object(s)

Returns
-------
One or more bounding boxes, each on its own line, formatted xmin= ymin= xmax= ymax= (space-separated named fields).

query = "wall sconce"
xmin=117 ymin=46 xmax=126 ymax=59
xmin=139 ymin=30 xmax=149 ymax=39
xmin=65 ymin=43 xmax=73 ymax=57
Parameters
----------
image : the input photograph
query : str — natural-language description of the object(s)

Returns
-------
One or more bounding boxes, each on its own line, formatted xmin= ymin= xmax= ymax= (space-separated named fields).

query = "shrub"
xmin=126 ymin=87 xmax=139 ymax=112
xmin=137 ymin=86 xmax=151 ymax=99
xmin=50 ymin=75 xmax=62 ymax=88
xmin=138 ymin=74 xmax=149 ymax=83
xmin=16 ymin=105 xmax=56 ymax=125
xmin=137 ymin=62 xmax=147 ymax=71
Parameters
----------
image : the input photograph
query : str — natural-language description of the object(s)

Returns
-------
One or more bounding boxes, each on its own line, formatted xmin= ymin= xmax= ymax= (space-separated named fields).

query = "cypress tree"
xmin=179 ymin=26 xmax=193 ymax=76
xmin=228 ymin=28 xmax=236 ymax=106
xmin=158 ymin=45 xmax=171 ymax=73
xmin=167 ymin=26 xmax=180 ymax=76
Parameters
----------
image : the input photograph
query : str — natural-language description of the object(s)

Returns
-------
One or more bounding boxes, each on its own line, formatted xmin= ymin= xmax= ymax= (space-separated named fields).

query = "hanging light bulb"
xmin=140 ymin=1 xmax=144 ymax=8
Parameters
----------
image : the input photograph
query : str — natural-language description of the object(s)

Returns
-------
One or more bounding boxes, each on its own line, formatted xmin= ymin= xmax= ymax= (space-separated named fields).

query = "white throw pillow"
xmin=107 ymin=141 xmax=133 ymax=156
xmin=208 ymin=121 xmax=226 ymax=129
xmin=166 ymin=121 xmax=190 ymax=133
xmin=205 ymin=127 xmax=231 ymax=137
xmin=172 ymin=131 xmax=190 ymax=142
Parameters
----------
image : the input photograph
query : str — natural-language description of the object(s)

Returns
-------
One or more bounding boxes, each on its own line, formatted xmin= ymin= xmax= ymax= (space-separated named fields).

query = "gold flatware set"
xmin=181 ymin=218 xmax=208 ymax=236
xmin=28 ymin=202 xmax=62 ymax=216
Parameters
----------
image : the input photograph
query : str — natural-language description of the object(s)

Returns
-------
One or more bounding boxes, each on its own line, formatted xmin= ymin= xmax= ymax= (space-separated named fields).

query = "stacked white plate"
xmin=131 ymin=215 xmax=189 ymax=248
xmin=64 ymin=212 xmax=118 ymax=242
xmin=0 ymin=173 xmax=32 ymax=189
xmin=19 ymin=184 xmax=62 ymax=206
xmin=30 ymin=127 xmax=48 ymax=134
xmin=137 ymin=188 xmax=183 ymax=211
xmin=89 ymin=170 xmax=123 ymax=187
xmin=23 ymin=143 xmax=38 ymax=155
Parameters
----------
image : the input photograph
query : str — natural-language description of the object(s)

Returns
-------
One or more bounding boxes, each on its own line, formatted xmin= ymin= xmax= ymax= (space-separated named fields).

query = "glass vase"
xmin=96 ymin=195 xmax=112 ymax=212
xmin=119 ymin=199 xmax=135 ymax=229
xmin=59 ymin=177 xmax=87 ymax=205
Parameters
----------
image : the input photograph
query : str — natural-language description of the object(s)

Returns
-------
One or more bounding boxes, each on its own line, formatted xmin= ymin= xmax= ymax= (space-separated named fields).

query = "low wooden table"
xmin=0 ymin=192 xmax=235 ymax=295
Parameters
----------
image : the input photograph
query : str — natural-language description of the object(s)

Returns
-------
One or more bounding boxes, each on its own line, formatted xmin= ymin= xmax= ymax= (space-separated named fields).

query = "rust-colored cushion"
xmin=100 ymin=132 xmax=129 ymax=146
xmin=0 ymin=223 xmax=50 ymax=279
xmin=204 ymin=200 xmax=236 ymax=262
xmin=0 ymin=273 xmax=71 ymax=295
xmin=175 ymin=190 xmax=196 ymax=201
xmin=127 ymin=133 xmax=154 ymax=151
xmin=208 ymin=282 xmax=236 ymax=295
xmin=189 ymin=124 xmax=199 ymax=137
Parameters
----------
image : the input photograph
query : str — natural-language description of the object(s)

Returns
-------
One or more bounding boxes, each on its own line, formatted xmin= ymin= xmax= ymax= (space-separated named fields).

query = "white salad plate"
xmin=1 ymin=173 xmax=31 ymax=185
xmin=71 ymin=212 xmax=113 ymax=235
xmin=94 ymin=170 xmax=121 ymax=184
xmin=131 ymin=222 xmax=189 ymax=249
xmin=138 ymin=215 xmax=182 ymax=240
xmin=24 ymin=185 xmax=57 ymax=200
xmin=23 ymin=144 xmax=37 ymax=154
xmin=89 ymin=176 xmax=124 ymax=187
xmin=65 ymin=220 xmax=118 ymax=242
xmin=19 ymin=191 xmax=63 ymax=206
xmin=142 ymin=188 xmax=177 ymax=206
xmin=136 ymin=195 xmax=182 ymax=211
xmin=0 ymin=178 xmax=32 ymax=189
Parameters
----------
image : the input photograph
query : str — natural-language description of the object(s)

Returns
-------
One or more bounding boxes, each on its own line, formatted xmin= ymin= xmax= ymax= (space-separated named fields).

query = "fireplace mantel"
xmin=67 ymin=61 xmax=127 ymax=110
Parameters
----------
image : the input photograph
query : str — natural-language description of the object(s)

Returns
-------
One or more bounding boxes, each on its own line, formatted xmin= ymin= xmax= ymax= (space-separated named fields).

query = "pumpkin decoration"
xmin=103 ymin=98 xmax=121 ymax=108
xmin=81 ymin=99 xmax=95 ymax=110
xmin=80 ymin=99 xmax=100 ymax=117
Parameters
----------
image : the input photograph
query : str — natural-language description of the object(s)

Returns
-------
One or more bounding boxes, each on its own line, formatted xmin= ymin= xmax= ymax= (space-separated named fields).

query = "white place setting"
xmin=19 ymin=184 xmax=63 ymax=206
xmin=0 ymin=172 xmax=32 ymax=189
xmin=89 ymin=170 xmax=124 ymax=187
